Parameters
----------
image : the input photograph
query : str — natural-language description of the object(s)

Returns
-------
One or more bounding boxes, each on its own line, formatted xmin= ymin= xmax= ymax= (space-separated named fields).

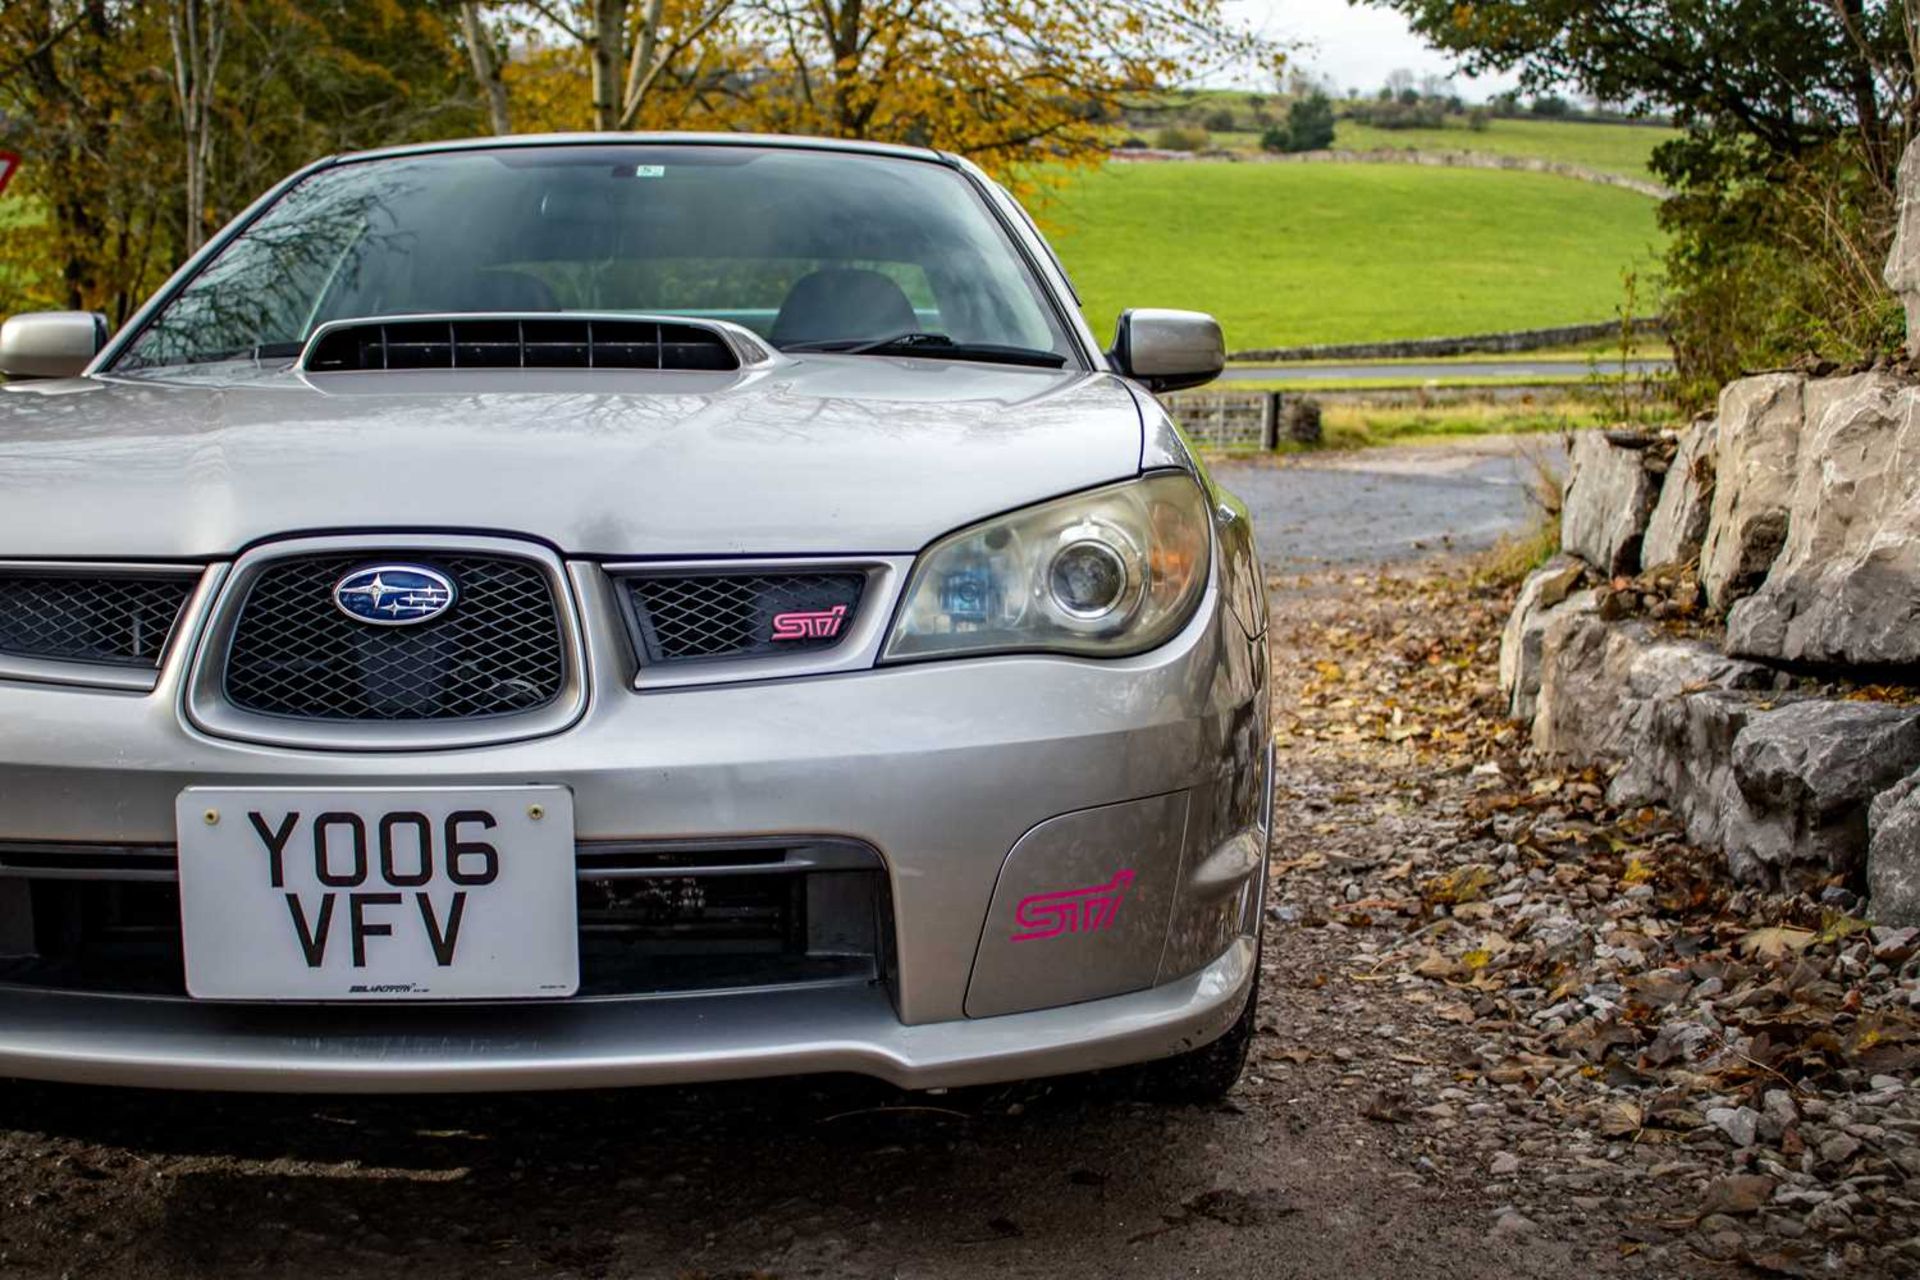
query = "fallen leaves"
xmin=1261 ymin=558 xmax=1920 ymax=1270
xmin=1737 ymin=927 xmax=1817 ymax=962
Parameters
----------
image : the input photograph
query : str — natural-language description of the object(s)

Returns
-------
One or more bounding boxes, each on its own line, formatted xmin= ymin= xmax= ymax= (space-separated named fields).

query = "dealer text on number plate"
xmin=175 ymin=786 xmax=577 ymax=1000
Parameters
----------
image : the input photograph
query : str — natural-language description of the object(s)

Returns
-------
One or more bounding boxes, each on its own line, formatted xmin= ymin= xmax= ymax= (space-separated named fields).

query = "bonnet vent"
xmin=302 ymin=316 xmax=740 ymax=373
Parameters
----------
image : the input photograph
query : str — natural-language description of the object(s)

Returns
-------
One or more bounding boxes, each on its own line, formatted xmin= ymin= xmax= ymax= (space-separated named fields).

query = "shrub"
xmin=1203 ymin=108 xmax=1237 ymax=133
xmin=1258 ymin=125 xmax=1289 ymax=153
xmin=1467 ymin=106 xmax=1490 ymax=131
xmin=1346 ymin=98 xmax=1446 ymax=130
xmin=1117 ymin=135 xmax=1149 ymax=150
xmin=1153 ymin=125 xmax=1209 ymax=152
xmin=1283 ymin=92 xmax=1336 ymax=152
xmin=1660 ymin=133 xmax=1905 ymax=408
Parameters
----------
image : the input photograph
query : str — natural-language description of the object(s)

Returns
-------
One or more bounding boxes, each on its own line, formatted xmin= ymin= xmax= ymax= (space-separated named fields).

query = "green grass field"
xmin=1042 ymin=162 xmax=1664 ymax=350
xmin=1332 ymin=117 xmax=1677 ymax=180
xmin=1129 ymin=93 xmax=1677 ymax=179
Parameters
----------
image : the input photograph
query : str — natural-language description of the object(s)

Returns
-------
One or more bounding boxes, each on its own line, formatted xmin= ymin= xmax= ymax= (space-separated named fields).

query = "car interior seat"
xmin=770 ymin=268 xmax=919 ymax=346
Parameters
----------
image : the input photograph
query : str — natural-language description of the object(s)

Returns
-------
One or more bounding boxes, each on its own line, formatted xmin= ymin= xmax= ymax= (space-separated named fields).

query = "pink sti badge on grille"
xmin=1010 ymin=869 xmax=1135 ymax=942
xmin=771 ymin=605 xmax=847 ymax=641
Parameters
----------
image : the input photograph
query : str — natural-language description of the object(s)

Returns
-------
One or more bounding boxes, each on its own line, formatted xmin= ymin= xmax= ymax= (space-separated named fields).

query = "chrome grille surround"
xmin=604 ymin=558 xmax=909 ymax=691
xmin=0 ymin=562 xmax=209 ymax=693
xmin=186 ymin=535 xmax=587 ymax=751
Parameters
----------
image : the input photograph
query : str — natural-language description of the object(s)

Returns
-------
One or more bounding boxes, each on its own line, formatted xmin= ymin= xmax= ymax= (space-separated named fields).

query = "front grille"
xmin=0 ymin=572 xmax=196 ymax=667
xmin=223 ymin=554 xmax=565 ymax=721
xmin=621 ymin=572 xmax=864 ymax=664
xmin=304 ymin=317 xmax=739 ymax=373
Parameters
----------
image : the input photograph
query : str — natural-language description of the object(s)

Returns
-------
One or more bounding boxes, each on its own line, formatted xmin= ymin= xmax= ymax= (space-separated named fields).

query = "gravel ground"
xmin=2 ymin=504 xmax=1913 ymax=1278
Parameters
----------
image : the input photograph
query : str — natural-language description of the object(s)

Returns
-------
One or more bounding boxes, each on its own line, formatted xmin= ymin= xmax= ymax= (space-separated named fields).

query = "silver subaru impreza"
xmin=0 ymin=135 xmax=1271 ymax=1097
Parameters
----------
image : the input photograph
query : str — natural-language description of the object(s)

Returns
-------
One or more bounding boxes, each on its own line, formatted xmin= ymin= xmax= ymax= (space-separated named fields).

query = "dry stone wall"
xmin=1500 ymin=361 xmax=1920 ymax=921
xmin=1497 ymin=136 xmax=1920 ymax=922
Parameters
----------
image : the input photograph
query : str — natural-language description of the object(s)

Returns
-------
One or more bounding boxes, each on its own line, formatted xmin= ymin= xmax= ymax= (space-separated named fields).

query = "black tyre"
xmin=1125 ymin=955 xmax=1261 ymax=1105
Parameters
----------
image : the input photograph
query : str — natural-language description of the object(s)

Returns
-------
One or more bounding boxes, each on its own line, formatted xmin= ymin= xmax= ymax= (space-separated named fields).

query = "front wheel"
xmin=1125 ymin=954 xmax=1261 ymax=1105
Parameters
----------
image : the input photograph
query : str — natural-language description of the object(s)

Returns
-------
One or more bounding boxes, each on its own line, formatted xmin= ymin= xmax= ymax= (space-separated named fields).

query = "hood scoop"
xmin=301 ymin=314 xmax=745 ymax=374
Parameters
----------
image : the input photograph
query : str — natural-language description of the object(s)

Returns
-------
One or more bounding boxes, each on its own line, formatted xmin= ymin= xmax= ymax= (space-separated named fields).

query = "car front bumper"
xmin=0 ymin=938 xmax=1257 ymax=1093
xmin=0 ymin=582 xmax=1271 ymax=1091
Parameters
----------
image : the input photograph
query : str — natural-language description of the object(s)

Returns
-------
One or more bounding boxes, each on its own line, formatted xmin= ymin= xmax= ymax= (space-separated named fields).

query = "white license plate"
xmin=176 ymin=786 xmax=578 ymax=1001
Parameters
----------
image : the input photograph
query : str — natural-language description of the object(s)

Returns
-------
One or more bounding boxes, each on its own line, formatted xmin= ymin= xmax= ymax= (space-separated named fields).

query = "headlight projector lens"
xmin=1048 ymin=539 xmax=1129 ymax=617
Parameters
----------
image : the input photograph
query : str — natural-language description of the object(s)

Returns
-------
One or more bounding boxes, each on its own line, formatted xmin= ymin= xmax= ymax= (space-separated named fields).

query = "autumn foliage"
xmin=0 ymin=0 xmax=1276 ymax=320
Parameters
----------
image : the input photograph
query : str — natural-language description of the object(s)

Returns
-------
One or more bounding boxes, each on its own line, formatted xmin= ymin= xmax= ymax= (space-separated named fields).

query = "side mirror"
xmin=1108 ymin=308 xmax=1225 ymax=392
xmin=0 ymin=311 xmax=109 ymax=379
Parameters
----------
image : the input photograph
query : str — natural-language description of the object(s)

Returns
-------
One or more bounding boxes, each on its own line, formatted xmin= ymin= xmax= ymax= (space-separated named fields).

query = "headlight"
xmin=883 ymin=471 xmax=1211 ymax=661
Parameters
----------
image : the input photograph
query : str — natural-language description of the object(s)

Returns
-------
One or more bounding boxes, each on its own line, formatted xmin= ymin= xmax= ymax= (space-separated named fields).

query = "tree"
xmin=1371 ymin=1 xmax=1920 ymax=399
xmin=1285 ymin=90 xmax=1335 ymax=151
xmin=455 ymin=1 xmax=744 ymax=132
xmin=0 ymin=0 xmax=479 ymax=321
xmin=1371 ymin=1 xmax=1915 ymax=184
xmin=167 ymin=0 xmax=227 ymax=255
xmin=458 ymin=2 xmax=512 ymax=134
xmin=0 ymin=2 xmax=176 ymax=316
xmin=741 ymin=1 xmax=1276 ymax=188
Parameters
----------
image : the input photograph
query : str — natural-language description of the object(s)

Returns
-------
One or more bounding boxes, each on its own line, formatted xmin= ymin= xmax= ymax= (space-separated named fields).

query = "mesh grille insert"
xmin=621 ymin=572 xmax=864 ymax=664
xmin=223 ymin=555 xmax=565 ymax=721
xmin=0 ymin=573 xmax=196 ymax=667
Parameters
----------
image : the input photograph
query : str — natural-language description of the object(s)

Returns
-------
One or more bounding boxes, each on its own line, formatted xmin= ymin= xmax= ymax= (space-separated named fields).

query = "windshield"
xmin=112 ymin=144 xmax=1078 ymax=373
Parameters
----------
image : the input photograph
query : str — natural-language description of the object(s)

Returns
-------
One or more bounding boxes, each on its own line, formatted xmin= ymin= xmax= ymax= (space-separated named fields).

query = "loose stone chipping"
xmin=1269 ymin=563 xmax=1920 ymax=1277
xmin=1725 ymin=372 xmax=1920 ymax=665
xmin=1558 ymin=430 xmax=1660 ymax=576
xmin=1699 ymin=373 xmax=1805 ymax=608
xmin=1641 ymin=418 xmax=1717 ymax=570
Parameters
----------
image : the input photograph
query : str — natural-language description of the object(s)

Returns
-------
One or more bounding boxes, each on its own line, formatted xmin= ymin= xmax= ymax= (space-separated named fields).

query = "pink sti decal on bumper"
xmin=1010 ymin=869 xmax=1135 ymax=942
xmin=771 ymin=605 xmax=848 ymax=641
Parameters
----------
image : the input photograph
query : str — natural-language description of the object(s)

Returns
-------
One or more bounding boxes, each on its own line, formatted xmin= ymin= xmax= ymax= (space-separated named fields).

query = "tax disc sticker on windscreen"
xmin=635 ymin=164 xmax=666 ymax=178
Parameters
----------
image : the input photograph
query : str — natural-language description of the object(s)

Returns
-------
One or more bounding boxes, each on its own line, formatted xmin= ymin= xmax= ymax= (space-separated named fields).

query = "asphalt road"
xmin=1212 ymin=434 xmax=1565 ymax=572
xmin=1218 ymin=359 xmax=1670 ymax=382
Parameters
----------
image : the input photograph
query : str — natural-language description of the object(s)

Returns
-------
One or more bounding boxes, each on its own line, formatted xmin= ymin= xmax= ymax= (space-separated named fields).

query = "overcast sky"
xmin=1224 ymin=0 xmax=1522 ymax=99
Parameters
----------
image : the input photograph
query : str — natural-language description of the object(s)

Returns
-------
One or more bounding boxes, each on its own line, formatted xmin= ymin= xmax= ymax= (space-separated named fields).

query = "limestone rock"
xmin=1642 ymin=419 xmax=1717 ymax=570
xmin=1868 ymin=773 xmax=1920 ymax=926
xmin=1699 ymin=374 xmax=1805 ymax=608
xmin=1727 ymin=700 xmax=1920 ymax=888
xmin=1725 ymin=373 xmax=1920 ymax=666
xmin=1608 ymin=688 xmax=1774 ymax=859
xmin=1497 ymin=557 xmax=1587 ymax=721
xmin=1886 ymin=136 xmax=1920 ymax=346
xmin=1532 ymin=615 xmax=1767 ymax=766
xmin=1560 ymin=431 xmax=1660 ymax=576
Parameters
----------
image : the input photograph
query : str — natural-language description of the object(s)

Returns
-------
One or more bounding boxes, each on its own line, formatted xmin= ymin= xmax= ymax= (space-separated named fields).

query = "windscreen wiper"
xmin=782 ymin=331 xmax=1067 ymax=369
xmin=129 ymin=341 xmax=307 ymax=370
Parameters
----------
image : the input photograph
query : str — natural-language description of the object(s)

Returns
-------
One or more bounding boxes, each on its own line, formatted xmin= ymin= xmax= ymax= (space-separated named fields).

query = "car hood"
xmin=0 ymin=357 xmax=1147 ymax=559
